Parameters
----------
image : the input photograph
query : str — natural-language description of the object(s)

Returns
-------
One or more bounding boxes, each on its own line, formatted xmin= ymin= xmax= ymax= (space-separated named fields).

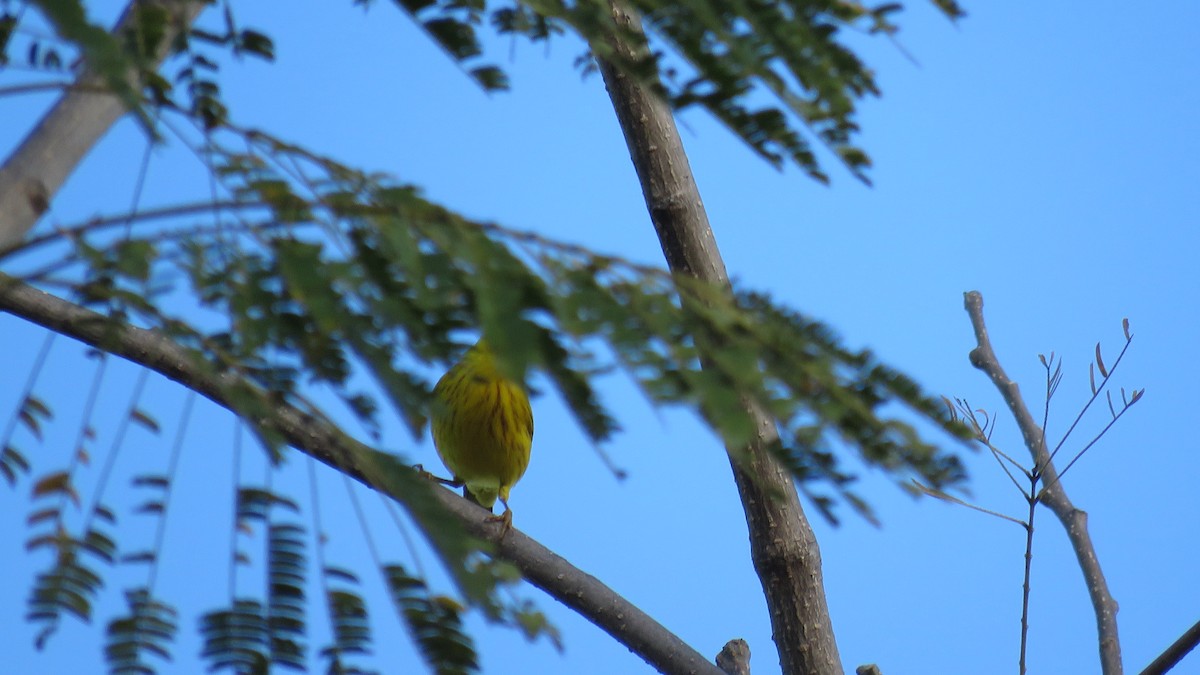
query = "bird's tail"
xmin=462 ymin=487 xmax=495 ymax=513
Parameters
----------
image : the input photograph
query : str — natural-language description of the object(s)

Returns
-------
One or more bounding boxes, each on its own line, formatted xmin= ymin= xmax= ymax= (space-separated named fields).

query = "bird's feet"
xmin=485 ymin=505 xmax=514 ymax=538
xmin=412 ymin=464 xmax=461 ymax=487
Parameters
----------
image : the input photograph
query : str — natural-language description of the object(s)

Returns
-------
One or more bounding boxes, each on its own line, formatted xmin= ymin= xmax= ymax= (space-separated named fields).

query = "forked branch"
xmin=963 ymin=290 xmax=1122 ymax=675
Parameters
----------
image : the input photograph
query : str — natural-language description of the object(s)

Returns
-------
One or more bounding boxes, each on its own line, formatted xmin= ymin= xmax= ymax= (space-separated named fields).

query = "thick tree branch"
xmin=0 ymin=273 xmax=726 ymax=675
xmin=717 ymin=639 xmax=751 ymax=675
xmin=0 ymin=0 xmax=207 ymax=247
xmin=963 ymin=290 xmax=1121 ymax=674
xmin=597 ymin=4 xmax=842 ymax=674
xmin=1139 ymin=617 xmax=1200 ymax=675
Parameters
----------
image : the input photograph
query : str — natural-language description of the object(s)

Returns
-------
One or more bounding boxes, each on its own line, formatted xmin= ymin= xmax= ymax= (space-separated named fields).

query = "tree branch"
xmin=963 ymin=290 xmax=1121 ymax=674
xmin=597 ymin=4 xmax=842 ymax=674
xmin=717 ymin=639 xmax=751 ymax=675
xmin=0 ymin=0 xmax=207 ymax=247
xmin=0 ymin=273 xmax=727 ymax=675
xmin=1139 ymin=617 xmax=1200 ymax=675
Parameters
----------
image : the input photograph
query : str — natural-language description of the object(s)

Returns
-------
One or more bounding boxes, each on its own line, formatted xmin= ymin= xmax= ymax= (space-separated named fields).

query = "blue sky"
xmin=2 ymin=1 xmax=1198 ymax=674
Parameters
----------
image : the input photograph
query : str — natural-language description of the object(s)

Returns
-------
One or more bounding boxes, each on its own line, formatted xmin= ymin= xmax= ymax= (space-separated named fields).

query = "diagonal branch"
xmin=0 ymin=0 xmax=208 ymax=247
xmin=0 ymin=273 xmax=727 ymax=675
xmin=597 ymin=3 xmax=842 ymax=674
xmin=1140 ymin=617 xmax=1200 ymax=675
xmin=963 ymin=290 xmax=1121 ymax=674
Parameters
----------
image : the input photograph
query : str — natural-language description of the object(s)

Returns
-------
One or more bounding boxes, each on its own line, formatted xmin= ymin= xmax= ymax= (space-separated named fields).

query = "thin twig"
xmin=1018 ymin=487 xmax=1036 ymax=675
xmin=1045 ymin=337 xmax=1134 ymax=469
xmin=963 ymin=291 xmax=1122 ymax=675
xmin=982 ymin=438 xmax=1032 ymax=495
xmin=1043 ymin=404 xmax=1134 ymax=495
xmin=910 ymin=480 xmax=1026 ymax=527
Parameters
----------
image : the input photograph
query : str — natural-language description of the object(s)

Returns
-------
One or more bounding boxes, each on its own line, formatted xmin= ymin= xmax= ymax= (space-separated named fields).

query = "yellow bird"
xmin=431 ymin=340 xmax=533 ymax=527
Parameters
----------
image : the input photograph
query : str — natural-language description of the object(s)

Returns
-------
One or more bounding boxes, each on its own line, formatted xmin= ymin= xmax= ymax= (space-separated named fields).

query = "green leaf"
xmin=319 ymin=575 xmax=373 ymax=672
xmin=238 ymin=29 xmax=275 ymax=61
xmin=382 ymin=565 xmax=478 ymax=675
xmin=26 ymin=532 xmax=109 ymax=648
xmin=112 ymin=239 xmax=156 ymax=282
xmin=30 ymin=0 xmax=157 ymax=136
xmin=267 ymin=523 xmax=308 ymax=670
xmin=104 ymin=588 xmax=179 ymax=673
xmin=469 ymin=64 xmax=508 ymax=91
xmin=200 ymin=600 xmax=270 ymax=672
xmin=423 ymin=17 xmax=481 ymax=60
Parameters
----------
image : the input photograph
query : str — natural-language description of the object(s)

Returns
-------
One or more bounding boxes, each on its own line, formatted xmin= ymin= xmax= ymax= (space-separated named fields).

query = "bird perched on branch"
xmin=431 ymin=340 xmax=534 ymax=528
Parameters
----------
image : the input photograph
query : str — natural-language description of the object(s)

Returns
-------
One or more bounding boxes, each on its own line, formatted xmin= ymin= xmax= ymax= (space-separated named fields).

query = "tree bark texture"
xmin=597 ymin=4 xmax=843 ymax=674
xmin=717 ymin=639 xmax=752 ymax=675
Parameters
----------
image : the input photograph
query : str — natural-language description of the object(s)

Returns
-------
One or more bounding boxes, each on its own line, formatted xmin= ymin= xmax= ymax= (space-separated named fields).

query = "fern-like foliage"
xmin=201 ymin=486 xmax=307 ymax=672
xmin=25 ymin=530 xmax=106 ymax=647
xmin=396 ymin=0 xmax=965 ymax=182
xmin=104 ymin=588 xmax=178 ymax=674
xmin=237 ymin=487 xmax=301 ymax=530
xmin=319 ymin=567 xmax=376 ymax=674
xmin=9 ymin=0 xmax=963 ymax=182
xmin=25 ymin=471 xmax=116 ymax=648
xmin=2 ymin=393 xmax=51 ymax=487
xmin=383 ymin=564 xmax=478 ymax=675
xmin=24 ymin=0 xmax=153 ymax=131
xmin=200 ymin=599 xmax=271 ymax=673
xmin=0 ymin=443 xmax=30 ymax=486
xmin=267 ymin=523 xmax=308 ymax=670
xmin=235 ymin=489 xmax=310 ymax=669
xmin=10 ymin=117 xmax=971 ymax=522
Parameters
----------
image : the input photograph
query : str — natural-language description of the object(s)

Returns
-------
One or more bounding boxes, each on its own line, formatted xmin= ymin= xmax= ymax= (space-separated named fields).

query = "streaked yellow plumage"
xmin=431 ymin=340 xmax=533 ymax=523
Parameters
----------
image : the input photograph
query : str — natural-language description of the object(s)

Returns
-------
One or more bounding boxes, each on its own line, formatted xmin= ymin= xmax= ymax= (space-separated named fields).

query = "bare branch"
xmin=910 ymin=480 xmax=1027 ymax=527
xmin=1018 ymin=489 xmax=1036 ymax=675
xmin=1046 ymin=333 xmax=1135 ymax=467
xmin=985 ymin=443 xmax=1031 ymax=495
xmin=963 ymin=290 xmax=1122 ymax=675
xmin=0 ymin=274 xmax=727 ymax=675
xmin=1044 ymin=396 xmax=1141 ymax=496
xmin=949 ymin=398 xmax=1028 ymax=493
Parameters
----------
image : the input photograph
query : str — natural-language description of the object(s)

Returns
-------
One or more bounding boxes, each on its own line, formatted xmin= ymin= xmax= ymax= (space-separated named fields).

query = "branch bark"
xmin=0 ymin=273 xmax=727 ymax=675
xmin=597 ymin=5 xmax=842 ymax=674
xmin=1139 ymin=617 xmax=1200 ymax=675
xmin=717 ymin=639 xmax=751 ymax=675
xmin=0 ymin=0 xmax=207 ymax=247
xmin=963 ymin=290 xmax=1122 ymax=674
